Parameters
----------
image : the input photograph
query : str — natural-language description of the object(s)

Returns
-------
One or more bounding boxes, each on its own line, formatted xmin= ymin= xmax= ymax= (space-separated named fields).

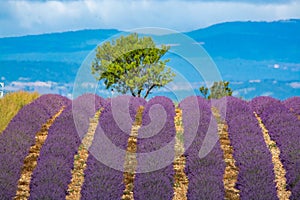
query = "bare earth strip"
xmin=212 ymin=107 xmax=240 ymax=200
xmin=122 ymin=107 xmax=144 ymax=200
xmin=66 ymin=110 xmax=102 ymax=200
xmin=254 ymin=112 xmax=291 ymax=200
xmin=14 ymin=106 xmax=65 ymax=200
xmin=173 ymin=108 xmax=188 ymax=200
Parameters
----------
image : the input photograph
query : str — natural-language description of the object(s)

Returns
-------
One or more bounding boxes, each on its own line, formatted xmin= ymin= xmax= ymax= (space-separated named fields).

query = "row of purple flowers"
xmin=29 ymin=94 xmax=104 ymax=199
xmin=283 ymin=96 xmax=300 ymax=116
xmin=0 ymin=94 xmax=69 ymax=199
xmin=81 ymin=96 xmax=146 ymax=199
xmin=0 ymin=94 xmax=298 ymax=199
xmin=181 ymin=97 xmax=225 ymax=199
xmin=226 ymin=97 xmax=278 ymax=199
xmin=251 ymin=96 xmax=300 ymax=200
xmin=134 ymin=96 xmax=176 ymax=200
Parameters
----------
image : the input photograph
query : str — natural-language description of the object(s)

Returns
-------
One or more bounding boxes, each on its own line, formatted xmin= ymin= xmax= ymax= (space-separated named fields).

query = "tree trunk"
xmin=137 ymin=89 xmax=142 ymax=98
xmin=130 ymin=88 xmax=136 ymax=97
xmin=144 ymin=84 xmax=157 ymax=99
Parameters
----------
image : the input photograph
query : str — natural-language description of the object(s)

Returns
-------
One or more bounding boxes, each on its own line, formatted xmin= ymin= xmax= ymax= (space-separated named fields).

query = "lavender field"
xmin=0 ymin=94 xmax=299 ymax=200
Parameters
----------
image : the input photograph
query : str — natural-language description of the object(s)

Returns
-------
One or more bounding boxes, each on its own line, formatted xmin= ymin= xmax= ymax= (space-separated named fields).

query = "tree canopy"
xmin=199 ymin=81 xmax=233 ymax=99
xmin=91 ymin=33 xmax=175 ymax=98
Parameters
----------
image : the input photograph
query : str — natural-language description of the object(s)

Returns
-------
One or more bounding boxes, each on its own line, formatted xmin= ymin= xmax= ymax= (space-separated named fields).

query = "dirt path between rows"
xmin=173 ymin=108 xmax=189 ymax=200
xmin=254 ymin=112 xmax=291 ymax=200
xmin=66 ymin=110 xmax=101 ymax=200
xmin=122 ymin=106 xmax=144 ymax=200
xmin=14 ymin=107 xmax=65 ymax=200
xmin=212 ymin=107 xmax=240 ymax=200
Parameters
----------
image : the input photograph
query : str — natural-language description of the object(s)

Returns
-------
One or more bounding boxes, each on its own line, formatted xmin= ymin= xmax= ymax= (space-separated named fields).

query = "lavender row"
xmin=133 ymin=96 xmax=176 ymax=200
xmin=80 ymin=153 xmax=126 ymax=199
xmin=28 ymin=106 xmax=79 ymax=199
xmin=101 ymin=96 xmax=145 ymax=150
xmin=0 ymin=94 xmax=69 ymax=199
xmin=73 ymin=94 xmax=106 ymax=139
xmin=129 ymin=96 xmax=147 ymax=121
xmin=29 ymin=95 xmax=104 ymax=199
xmin=136 ymin=96 xmax=175 ymax=153
xmin=180 ymin=96 xmax=225 ymax=199
xmin=250 ymin=96 xmax=300 ymax=200
xmin=34 ymin=94 xmax=71 ymax=116
xmin=283 ymin=97 xmax=300 ymax=116
xmin=224 ymin=97 xmax=277 ymax=200
xmin=81 ymin=96 xmax=145 ymax=199
xmin=0 ymin=95 xmax=68 ymax=199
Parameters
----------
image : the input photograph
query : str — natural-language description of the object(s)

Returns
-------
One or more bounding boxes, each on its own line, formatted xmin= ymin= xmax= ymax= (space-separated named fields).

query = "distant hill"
xmin=0 ymin=29 xmax=120 ymax=54
xmin=1 ymin=19 xmax=300 ymax=62
xmin=0 ymin=19 xmax=299 ymax=99
xmin=187 ymin=19 xmax=300 ymax=62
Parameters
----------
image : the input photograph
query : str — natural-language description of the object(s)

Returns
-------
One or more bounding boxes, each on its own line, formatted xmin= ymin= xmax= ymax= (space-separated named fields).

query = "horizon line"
xmin=0 ymin=18 xmax=299 ymax=39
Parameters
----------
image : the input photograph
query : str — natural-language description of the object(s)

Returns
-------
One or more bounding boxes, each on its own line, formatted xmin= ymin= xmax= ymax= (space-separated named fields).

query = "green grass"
xmin=0 ymin=91 xmax=39 ymax=134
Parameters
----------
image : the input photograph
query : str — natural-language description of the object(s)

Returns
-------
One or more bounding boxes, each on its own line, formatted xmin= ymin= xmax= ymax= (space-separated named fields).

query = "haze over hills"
xmin=0 ymin=19 xmax=299 ymax=100
xmin=187 ymin=19 xmax=300 ymax=62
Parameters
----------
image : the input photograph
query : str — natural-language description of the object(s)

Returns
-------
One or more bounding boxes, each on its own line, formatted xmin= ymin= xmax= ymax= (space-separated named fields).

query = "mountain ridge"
xmin=0 ymin=19 xmax=299 ymax=100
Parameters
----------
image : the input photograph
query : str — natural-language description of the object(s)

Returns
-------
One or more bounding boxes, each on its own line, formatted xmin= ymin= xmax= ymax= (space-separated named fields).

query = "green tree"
xmin=199 ymin=81 xmax=233 ymax=99
xmin=199 ymin=86 xmax=208 ymax=99
xmin=91 ymin=33 xmax=175 ymax=98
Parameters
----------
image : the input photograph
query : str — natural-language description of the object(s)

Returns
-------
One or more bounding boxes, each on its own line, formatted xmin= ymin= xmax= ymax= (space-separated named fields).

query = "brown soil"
xmin=14 ymin=107 xmax=65 ymax=200
xmin=173 ymin=108 xmax=189 ymax=200
xmin=122 ymin=106 xmax=144 ymax=200
xmin=212 ymin=107 xmax=240 ymax=200
xmin=66 ymin=110 xmax=102 ymax=200
xmin=254 ymin=112 xmax=291 ymax=200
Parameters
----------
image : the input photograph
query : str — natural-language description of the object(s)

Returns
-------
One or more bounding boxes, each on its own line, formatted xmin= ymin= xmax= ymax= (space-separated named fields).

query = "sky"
xmin=0 ymin=0 xmax=300 ymax=37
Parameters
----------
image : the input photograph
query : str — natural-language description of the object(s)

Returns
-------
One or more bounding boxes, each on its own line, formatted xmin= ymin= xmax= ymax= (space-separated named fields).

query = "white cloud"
xmin=289 ymin=82 xmax=300 ymax=88
xmin=241 ymin=87 xmax=256 ymax=93
xmin=0 ymin=0 xmax=300 ymax=37
xmin=233 ymin=87 xmax=256 ymax=96
xmin=249 ymin=79 xmax=261 ymax=83
xmin=193 ymin=42 xmax=205 ymax=45
xmin=18 ymin=77 xmax=30 ymax=81
xmin=5 ymin=81 xmax=73 ymax=96
xmin=261 ymin=91 xmax=273 ymax=96
xmin=231 ymin=81 xmax=244 ymax=85
xmin=3 ymin=85 xmax=19 ymax=91
xmin=81 ymin=82 xmax=98 ymax=89
xmin=11 ymin=81 xmax=54 ymax=88
xmin=274 ymin=64 xmax=280 ymax=69
xmin=160 ymin=82 xmax=195 ymax=92
xmin=164 ymin=43 xmax=181 ymax=47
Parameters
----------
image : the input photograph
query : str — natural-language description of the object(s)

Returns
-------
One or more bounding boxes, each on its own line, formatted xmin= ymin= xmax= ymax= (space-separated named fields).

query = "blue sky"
xmin=0 ymin=0 xmax=300 ymax=37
